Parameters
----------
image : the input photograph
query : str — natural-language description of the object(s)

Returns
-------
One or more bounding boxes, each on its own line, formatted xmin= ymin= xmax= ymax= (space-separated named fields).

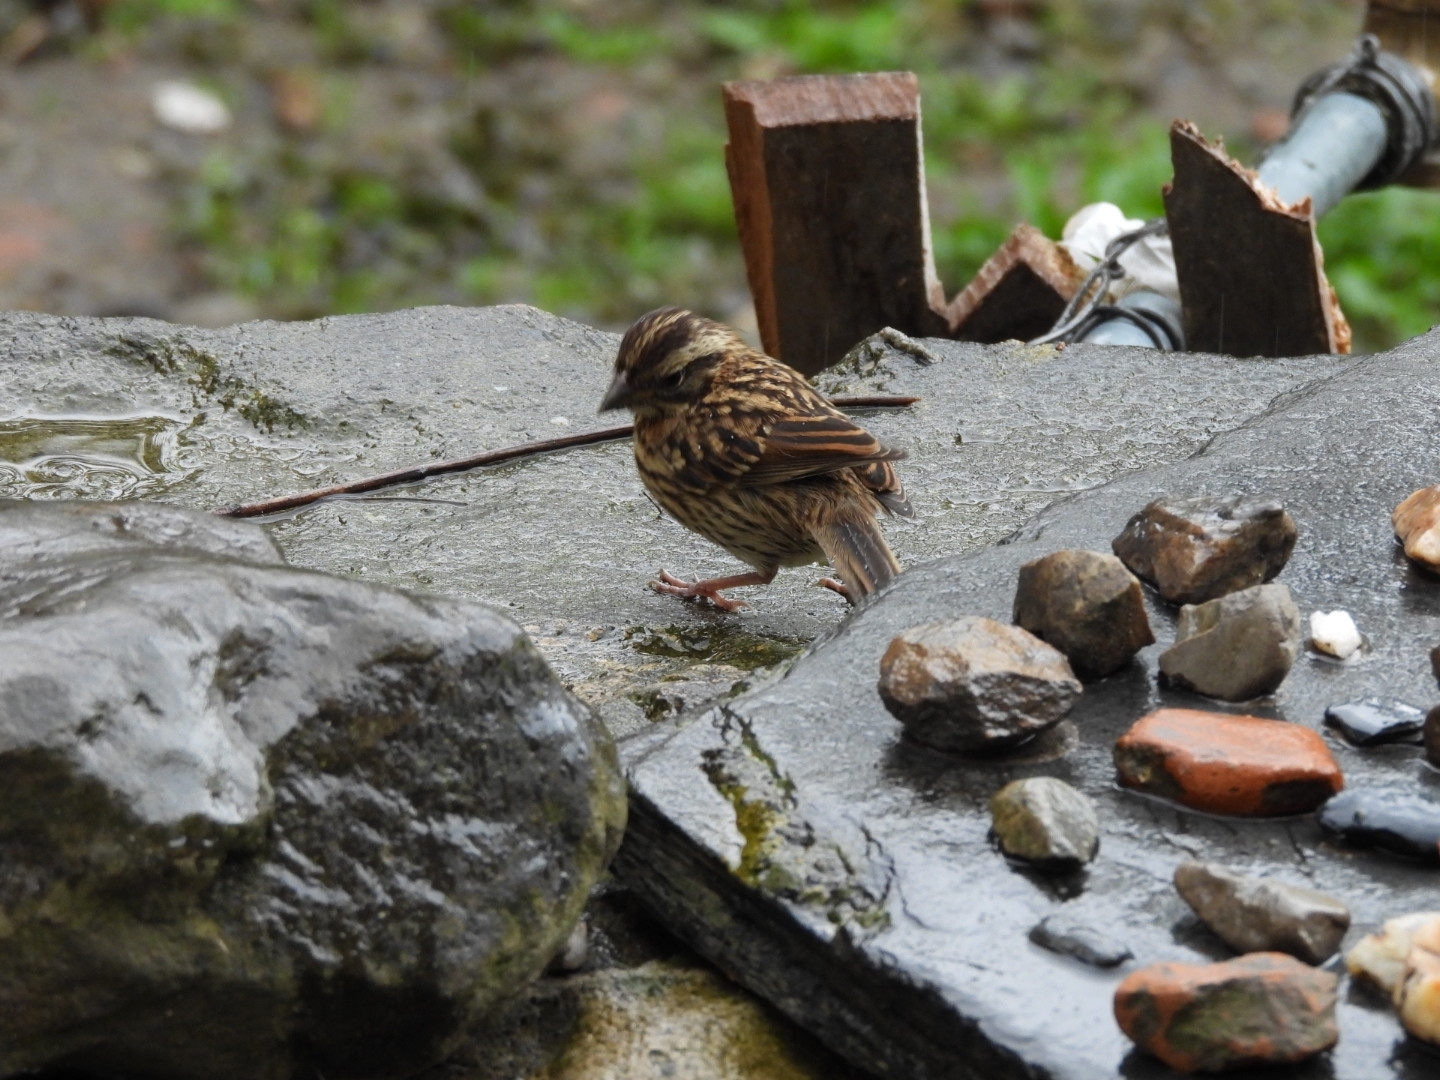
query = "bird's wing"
xmin=852 ymin=458 xmax=914 ymax=519
xmin=737 ymin=411 xmax=906 ymax=487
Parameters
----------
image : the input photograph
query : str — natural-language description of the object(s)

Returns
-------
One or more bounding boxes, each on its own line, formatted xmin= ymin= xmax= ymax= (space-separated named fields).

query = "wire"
xmin=1028 ymin=218 xmax=1169 ymax=346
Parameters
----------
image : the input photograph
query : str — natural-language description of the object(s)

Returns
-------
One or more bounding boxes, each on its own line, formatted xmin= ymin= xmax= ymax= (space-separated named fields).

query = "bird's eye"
xmin=666 ymin=369 xmax=686 ymax=389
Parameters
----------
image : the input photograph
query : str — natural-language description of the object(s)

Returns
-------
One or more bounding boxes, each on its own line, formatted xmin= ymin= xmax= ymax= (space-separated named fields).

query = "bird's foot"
xmin=651 ymin=569 xmax=750 ymax=612
xmin=817 ymin=577 xmax=854 ymax=604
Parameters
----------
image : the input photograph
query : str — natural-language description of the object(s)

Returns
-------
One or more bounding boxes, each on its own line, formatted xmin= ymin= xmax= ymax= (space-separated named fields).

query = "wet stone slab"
xmin=619 ymin=328 xmax=1440 ymax=1080
xmin=0 ymin=306 xmax=1343 ymax=735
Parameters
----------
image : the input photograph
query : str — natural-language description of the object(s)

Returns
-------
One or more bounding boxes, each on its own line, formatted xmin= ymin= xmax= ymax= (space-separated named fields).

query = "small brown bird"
xmin=599 ymin=307 xmax=912 ymax=610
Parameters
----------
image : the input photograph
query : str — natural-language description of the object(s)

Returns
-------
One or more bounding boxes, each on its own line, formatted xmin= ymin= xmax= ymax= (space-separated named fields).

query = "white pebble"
xmin=152 ymin=81 xmax=231 ymax=135
xmin=549 ymin=416 xmax=570 ymax=426
xmin=1309 ymin=609 xmax=1362 ymax=660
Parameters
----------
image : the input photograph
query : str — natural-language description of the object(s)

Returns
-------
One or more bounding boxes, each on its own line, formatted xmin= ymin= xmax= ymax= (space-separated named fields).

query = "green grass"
xmin=134 ymin=0 xmax=1437 ymax=352
xmin=104 ymin=0 xmax=240 ymax=35
xmin=1320 ymin=188 xmax=1440 ymax=350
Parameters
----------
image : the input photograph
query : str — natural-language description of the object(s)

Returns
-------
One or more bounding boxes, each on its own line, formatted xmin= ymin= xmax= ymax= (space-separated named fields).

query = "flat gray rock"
xmin=0 ymin=305 xmax=1372 ymax=1078
xmin=0 ymin=306 xmax=1344 ymax=735
xmin=619 ymin=328 xmax=1440 ymax=1080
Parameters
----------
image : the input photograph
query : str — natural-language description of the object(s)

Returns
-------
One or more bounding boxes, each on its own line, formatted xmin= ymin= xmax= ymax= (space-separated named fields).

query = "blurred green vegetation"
xmin=87 ymin=0 xmax=1438 ymax=351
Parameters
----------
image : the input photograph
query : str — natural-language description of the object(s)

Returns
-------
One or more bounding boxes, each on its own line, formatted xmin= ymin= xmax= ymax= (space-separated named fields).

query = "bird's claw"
xmin=817 ymin=577 xmax=854 ymax=604
xmin=650 ymin=570 xmax=749 ymax=612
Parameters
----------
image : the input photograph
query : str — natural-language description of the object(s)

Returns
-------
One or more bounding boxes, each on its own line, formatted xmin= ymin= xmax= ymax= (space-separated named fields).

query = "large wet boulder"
xmin=0 ymin=499 xmax=626 ymax=1080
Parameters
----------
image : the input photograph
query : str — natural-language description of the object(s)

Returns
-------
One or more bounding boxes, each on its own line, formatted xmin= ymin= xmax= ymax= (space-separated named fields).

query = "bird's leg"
xmin=651 ymin=568 xmax=775 ymax=612
xmin=817 ymin=577 xmax=854 ymax=604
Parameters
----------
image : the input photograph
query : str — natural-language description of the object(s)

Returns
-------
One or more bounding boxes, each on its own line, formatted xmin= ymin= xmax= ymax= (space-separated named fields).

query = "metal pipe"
xmin=1256 ymin=92 xmax=1390 ymax=218
xmin=1080 ymin=291 xmax=1184 ymax=349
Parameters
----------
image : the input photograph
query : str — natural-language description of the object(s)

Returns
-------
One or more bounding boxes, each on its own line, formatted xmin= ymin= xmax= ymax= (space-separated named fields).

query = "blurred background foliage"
xmin=1 ymin=0 xmax=1434 ymax=352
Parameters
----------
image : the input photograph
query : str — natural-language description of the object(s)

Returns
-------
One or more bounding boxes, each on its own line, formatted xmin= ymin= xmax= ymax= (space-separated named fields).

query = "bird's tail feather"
xmin=813 ymin=518 xmax=902 ymax=599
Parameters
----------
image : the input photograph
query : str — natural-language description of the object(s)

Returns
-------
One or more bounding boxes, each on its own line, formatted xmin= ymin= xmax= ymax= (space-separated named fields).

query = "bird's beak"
xmin=599 ymin=370 xmax=632 ymax=412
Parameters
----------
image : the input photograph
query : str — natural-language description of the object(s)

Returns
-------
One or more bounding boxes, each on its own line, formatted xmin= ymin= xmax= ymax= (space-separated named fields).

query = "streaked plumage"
xmin=599 ymin=306 xmax=912 ymax=610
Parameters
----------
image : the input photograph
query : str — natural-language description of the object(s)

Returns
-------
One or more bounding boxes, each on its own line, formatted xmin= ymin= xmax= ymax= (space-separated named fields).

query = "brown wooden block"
xmin=946 ymin=223 xmax=1084 ymax=343
xmin=723 ymin=73 xmax=950 ymax=375
xmin=1164 ymin=121 xmax=1351 ymax=357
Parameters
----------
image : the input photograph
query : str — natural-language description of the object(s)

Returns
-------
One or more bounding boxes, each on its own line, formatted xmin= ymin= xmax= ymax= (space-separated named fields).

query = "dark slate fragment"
xmin=1324 ymin=698 xmax=1427 ymax=747
xmin=1316 ymin=789 xmax=1440 ymax=862
xmin=1111 ymin=494 xmax=1297 ymax=605
xmin=1029 ymin=915 xmax=1131 ymax=968
xmin=1426 ymin=705 xmax=1440 ymax=769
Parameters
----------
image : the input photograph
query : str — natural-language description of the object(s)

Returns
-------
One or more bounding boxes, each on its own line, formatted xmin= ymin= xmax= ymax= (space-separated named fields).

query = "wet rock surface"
xmin=990 ymin=776 xmax=1099 ymax=869
xmin=1157 ymin=582 xmax=1302 ymax=700
xmin=1113 ymin=953 xmax=1339 ymax=1072
xmin=619 ymin=328 xmax=1440 ymax=1079
xmin=1111 ymin=494 xmax=1298 ymax=605
xmin=1173 ymin=861 xmax=1351 ymax=964
xmin=0 ymin=307 xmax=1356 ymax=1079
xmin=1324 ymin=698 xmax=1427 ymax=747
xmin=0 ymin=499 xmax=626 ymax=1080
xmin=1114 ymin=708 xmax=1342 ymax=816
xmin=1316 ymin=789 xmax=1440 ymax=861
xmin=1011 ymin=549 xmax=1154 ymax=680
xmin=877 ymin=617 xmax=1081 ymax=752
xmin=423 ymin=882 xmax=874 ymax=1080
xmin=1394 ymin=485 xmax=1440 ymax=574
xmin=0 ymin=306 xmax=1341 ymax=720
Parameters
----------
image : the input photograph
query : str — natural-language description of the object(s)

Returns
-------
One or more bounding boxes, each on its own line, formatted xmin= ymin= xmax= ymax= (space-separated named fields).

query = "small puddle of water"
xmin=0 ymin=415 xmax=195 ymax=500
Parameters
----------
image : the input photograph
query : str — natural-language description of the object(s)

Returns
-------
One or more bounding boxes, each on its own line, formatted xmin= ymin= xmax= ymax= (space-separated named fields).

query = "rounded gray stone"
xmin=877 ymin=617 xmax=1082 ymax=752
xmin=990 ymin=777 xmax=1100 ymax=869
xmin=1158 ymin=582 xmax=1301 ymax=700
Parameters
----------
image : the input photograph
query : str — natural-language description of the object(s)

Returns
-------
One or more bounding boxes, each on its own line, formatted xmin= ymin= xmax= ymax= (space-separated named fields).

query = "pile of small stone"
xmin=1113 ymin=863 xmax=1355 ymax=1071
xmin=1114 ymin=495 xmax=1303 ymax=699
xmin=868 ymin=485 xmax=1440 ymax=1072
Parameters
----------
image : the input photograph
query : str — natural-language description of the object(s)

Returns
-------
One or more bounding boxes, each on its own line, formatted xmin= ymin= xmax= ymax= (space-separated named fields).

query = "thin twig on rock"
xmin=215 ymin=394 xmax=921 ymax=520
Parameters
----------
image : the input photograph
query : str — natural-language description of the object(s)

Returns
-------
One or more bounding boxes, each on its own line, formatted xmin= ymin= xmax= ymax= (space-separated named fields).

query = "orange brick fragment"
xmin=1115 ymin=953 xmax=1338 ymax=1072
xmin=1114 ymin=708 xmax=1342 ymax=816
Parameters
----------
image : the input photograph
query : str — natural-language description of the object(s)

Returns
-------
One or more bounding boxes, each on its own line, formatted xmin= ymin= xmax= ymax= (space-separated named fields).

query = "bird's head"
xmin=600 ymin=307 xmax=739 ymax=416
